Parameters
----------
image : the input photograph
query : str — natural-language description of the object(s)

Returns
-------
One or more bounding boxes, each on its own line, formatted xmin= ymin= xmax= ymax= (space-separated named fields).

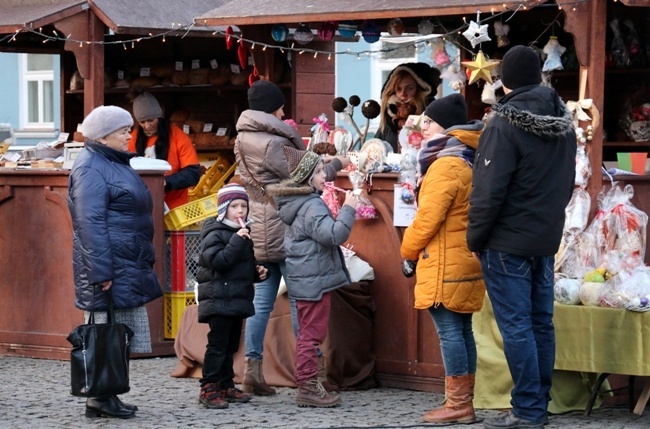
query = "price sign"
xmin=393 ymin=184 xmax=417 ymax=227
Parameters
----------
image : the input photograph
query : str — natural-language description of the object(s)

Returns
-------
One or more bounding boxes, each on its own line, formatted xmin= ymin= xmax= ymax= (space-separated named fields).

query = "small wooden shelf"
xmin=194 ymin=144 xmax=235 ymax=152
xmin=605 ymin=67 xmax=650 ymax=76
xmin=65 ymin=82 xmax=291 ymax=95
xmin=604 ymin=141 xmax=650 ymax=147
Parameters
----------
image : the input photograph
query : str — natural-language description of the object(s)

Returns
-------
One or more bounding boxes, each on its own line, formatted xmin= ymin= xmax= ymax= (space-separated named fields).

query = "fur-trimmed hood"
xmin=267 ymin=179 xmax=319 ymax=226
xmin=488 ymin=85 xmax=574 ymax=140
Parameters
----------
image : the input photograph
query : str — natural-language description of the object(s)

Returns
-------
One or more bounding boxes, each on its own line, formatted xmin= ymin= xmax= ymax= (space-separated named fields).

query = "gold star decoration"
xmin=462 ymin=50 xmax=500 ymax=85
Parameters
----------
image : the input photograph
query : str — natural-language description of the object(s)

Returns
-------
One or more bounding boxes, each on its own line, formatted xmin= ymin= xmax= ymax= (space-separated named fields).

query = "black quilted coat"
xmin=68 ymin=141 xmax=162 ymax=311
xmin=196 ymin=217 xmax=257 ymax=322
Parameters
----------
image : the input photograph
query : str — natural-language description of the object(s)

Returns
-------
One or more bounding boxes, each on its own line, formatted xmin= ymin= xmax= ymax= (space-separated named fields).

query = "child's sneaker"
xmin=199 ymin=383 xmax=229 ymax=409
xmin=221 ymin=387 xmax=252 ymax=403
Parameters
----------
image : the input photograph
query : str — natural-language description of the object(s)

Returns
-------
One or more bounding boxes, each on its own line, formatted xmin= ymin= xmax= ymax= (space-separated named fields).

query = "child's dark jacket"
xmin=196 ymin=217 xmax=257 ymax=322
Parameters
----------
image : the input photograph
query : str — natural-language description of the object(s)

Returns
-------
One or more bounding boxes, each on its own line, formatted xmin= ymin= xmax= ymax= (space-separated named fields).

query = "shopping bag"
xmin=67 ymin=288 xmax=134 ymax=397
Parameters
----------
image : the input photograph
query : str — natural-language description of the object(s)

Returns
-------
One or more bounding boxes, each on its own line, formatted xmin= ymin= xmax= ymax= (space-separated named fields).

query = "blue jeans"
xmin=480 ymin=248 xmax=555 ymax=424
xmin=244 ymin=261 xmax=299 ymax=360
xmin=428 ymin=305 xmax=477 ymax=376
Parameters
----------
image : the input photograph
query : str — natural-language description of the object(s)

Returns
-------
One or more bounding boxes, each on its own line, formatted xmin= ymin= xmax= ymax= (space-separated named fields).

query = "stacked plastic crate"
xmin=163 ymin=156 xmax=236 ymax=338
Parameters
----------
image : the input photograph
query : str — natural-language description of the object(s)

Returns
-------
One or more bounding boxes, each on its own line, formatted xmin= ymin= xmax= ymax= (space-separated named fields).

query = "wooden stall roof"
xmin=89 ymin=0 xmax=228 ymax=35
xmin=0 ymin=0 xmax=87 ymax=33
xmin=196 ymin=0 xmax=539 ymax=26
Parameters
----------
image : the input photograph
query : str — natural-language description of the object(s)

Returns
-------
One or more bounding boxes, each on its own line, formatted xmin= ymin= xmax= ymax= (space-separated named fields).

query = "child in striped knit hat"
xmin=196 ymin=183 xmax=268 ymax=410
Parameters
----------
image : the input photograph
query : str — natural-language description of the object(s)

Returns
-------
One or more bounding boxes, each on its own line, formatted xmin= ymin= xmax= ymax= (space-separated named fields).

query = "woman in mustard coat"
xmin=400 ymin=94 xmax=485 ymax=424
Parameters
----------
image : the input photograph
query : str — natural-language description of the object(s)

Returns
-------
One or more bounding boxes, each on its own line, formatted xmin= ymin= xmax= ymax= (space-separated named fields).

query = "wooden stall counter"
xmin=333 ymin=172 xmax=445 ymax=392
xmin=0 ymin=169 xmax=173 ymax=360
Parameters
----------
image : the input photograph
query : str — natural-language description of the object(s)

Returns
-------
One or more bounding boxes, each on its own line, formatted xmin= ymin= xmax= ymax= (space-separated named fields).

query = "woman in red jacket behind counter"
xmin=129 ymin=92 xmax=200 ymax=210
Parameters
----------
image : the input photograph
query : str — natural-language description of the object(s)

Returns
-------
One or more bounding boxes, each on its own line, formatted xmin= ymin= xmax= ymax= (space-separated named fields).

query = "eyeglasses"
xmin=421 ymin=118 xmax=433 ymax=127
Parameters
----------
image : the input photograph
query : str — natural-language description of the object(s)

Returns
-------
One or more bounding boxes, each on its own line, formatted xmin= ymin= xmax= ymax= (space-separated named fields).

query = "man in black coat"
xmin=467 ymin=46 xmax=576 ymax=429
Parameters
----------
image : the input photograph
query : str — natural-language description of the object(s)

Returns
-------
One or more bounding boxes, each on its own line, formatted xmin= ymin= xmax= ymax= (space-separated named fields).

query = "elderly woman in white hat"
xmin=68 ymin=105 xmax=163 ymax=419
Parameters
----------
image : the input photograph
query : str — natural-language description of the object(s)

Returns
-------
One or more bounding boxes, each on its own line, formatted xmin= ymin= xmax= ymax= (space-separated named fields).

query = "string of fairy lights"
xmin=0 ymin=0 xmax=599 ymax=59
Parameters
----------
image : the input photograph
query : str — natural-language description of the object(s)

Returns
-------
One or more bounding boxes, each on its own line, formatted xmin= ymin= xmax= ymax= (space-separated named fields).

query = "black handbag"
xmin=67 ymin=287 xmax=134 ymax=397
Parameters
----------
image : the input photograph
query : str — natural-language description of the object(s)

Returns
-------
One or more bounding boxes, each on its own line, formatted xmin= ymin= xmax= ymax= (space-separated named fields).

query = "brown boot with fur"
xmin=422 ymin=375 xmax=476 ymax=424
xmin=317 ymin=355 xmax=338 ymax=392
xmin=242 ymin=357 xmax=276 ymax=396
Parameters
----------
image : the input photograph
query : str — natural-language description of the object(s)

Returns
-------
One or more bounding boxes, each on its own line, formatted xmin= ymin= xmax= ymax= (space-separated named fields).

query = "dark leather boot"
xmin=113 ymin=395 xmax=138 ymax=411
xmin=85 ymin=396 xmax=136 ymax=419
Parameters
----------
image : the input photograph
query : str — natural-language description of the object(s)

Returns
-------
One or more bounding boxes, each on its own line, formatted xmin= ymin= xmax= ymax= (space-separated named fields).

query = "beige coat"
xmin=234 ymin=110 xmax=306 ymax=263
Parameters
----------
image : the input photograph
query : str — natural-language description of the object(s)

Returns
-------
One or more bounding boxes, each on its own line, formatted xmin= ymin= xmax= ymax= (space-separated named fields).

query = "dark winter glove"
xmin=402 ymin=259 xmax=417 ymax=278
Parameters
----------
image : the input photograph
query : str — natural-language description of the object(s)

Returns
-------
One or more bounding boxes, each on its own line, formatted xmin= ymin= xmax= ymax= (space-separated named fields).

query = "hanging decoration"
xmin=481 ymin=80 xmax=503 ymax=105
xmin=387 ymin=18 xmax=405 ymax=37
xmin=248 ymin=65 xmax=260 ymax=86
xmin=361 ymin=21 xmax=381 ymax=44
xmin=462 ymin=12 xmax=491 ymax=49
xmin=440 ymin=65 xmax=467 ymax=91
xmin=271 ymin=23 xmax=289 ymax=42
xmin=494 ymin=21 xmax=510 ymax=48
xmin=542 ymin=36 xmax=566 ymax=72
xmin=9 ymin=2 xmax=569 ymax=63
xmin=418 ymin=18 xmax=434 ymax=35
xmin=432 ymin=38 xmax=451 ymax=69
xmin=237 ymin=40 xmax=248 ymax=69
xmin=462 ymin=50 xmax=500 ymax=85
xmin=294 ymin=23 xmax=315 ymax=45
xmin=318 ymin=21 xmax=338 ymax=41
xmin=338 ymin=21 xmax=357 ymax=38
xmin=225 ymin=26 xmax=234 ymax=50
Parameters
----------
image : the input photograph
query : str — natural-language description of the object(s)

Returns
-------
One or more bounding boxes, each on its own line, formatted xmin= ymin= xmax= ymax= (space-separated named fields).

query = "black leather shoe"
xmin=113 ymin=395 xmax=138 ymax=411
xmin=85 ymin=396 xmax=136 ymax=419
xmin=483 ymin=411 xmax=543 ymax=429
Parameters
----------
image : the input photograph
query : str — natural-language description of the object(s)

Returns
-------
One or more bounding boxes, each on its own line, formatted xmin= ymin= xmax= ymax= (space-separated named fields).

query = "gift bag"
xmin=67 ymin=289 xmax=134 ymax=397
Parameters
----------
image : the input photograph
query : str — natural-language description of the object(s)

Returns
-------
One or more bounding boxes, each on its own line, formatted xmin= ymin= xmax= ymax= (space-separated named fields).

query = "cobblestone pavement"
xmin=1 ymin=356 xmax=649 ymax=428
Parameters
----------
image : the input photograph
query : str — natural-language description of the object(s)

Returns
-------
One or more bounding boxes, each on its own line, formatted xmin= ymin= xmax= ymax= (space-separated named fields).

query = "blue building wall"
xmin=0 ymin=52 xmax=61 ymax=147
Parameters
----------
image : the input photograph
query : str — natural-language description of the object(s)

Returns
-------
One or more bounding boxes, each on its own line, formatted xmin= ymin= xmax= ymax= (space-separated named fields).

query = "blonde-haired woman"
xmin=374 ymin=62 xmax=440 ymax=152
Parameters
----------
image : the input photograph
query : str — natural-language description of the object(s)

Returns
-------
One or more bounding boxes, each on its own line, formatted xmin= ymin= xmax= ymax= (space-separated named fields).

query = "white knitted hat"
xmin=81 ymin=105 xmax=133 ymax=141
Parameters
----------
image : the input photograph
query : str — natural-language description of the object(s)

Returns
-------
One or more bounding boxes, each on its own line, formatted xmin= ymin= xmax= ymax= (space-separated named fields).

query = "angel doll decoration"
xmin=542 ymin=36 xmax=566 ymax=72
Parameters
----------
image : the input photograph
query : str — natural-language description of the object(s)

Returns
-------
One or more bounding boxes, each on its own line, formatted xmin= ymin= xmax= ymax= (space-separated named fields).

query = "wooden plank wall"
xmin=292 ymin=41 xmax=336 ymax=139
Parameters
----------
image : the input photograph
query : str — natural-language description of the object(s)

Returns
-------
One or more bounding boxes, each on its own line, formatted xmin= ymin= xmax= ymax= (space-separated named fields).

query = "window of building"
xmin=19 ymin=54 xmax=54 ymax=130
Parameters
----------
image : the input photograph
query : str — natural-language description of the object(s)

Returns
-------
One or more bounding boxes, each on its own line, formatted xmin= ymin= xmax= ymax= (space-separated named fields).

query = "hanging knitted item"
xmin=225 ymin=26 xmax=234 ymax=50
xmin=238 ymin=41 xmax=248 ymax=69
xmin=494 ymin=21 xmax=510 ymax=48
xmin=542 ymin=36 xmax=566 ymax=72
xmin=248 ymin=65 xmax=260 ymax=86
xmin=462 ymin=21 xmax=491 ymax=48
xmin=432 ymin=38 xmax=451 ymax=68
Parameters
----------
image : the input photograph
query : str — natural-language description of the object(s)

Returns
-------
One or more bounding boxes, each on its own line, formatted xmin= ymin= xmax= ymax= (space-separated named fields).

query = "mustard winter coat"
xmin=400 ymin=156 xmax=485 ymax=313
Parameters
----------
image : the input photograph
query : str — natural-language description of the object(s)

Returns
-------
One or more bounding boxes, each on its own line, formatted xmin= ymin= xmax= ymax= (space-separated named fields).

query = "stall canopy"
xmin=0 ymin=0 xmax=88 ymax=34
xmin=89 ymin=0 xmax=228 ymax=35
xmin=195 ymin=0 xmax=539 ymax=26
xmin=0 ymin=0 xmax=228 ymax=37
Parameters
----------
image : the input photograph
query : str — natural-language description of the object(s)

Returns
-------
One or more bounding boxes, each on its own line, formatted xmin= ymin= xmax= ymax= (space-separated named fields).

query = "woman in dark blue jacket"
xmin=68 ymin=105 xmax=163 ymax=419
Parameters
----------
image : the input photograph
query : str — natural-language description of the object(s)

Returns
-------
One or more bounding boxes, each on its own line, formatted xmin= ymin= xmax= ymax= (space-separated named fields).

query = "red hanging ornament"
xmin=248 ymin=65 xmax=260 ymax=86
xmin=225 ymin=26 xmax=234 ymax=50
xmin=238 ymin=40 xmax=248 ymax=69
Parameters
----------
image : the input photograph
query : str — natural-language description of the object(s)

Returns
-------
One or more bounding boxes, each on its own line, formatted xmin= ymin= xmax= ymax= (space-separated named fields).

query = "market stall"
xmin=3 ymin=2 xmax=650 ymax=415
xmin=0 ymin=0 xmax=237 ymax=359
xmin=192 ymin=0 xmax=645 ymax=395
